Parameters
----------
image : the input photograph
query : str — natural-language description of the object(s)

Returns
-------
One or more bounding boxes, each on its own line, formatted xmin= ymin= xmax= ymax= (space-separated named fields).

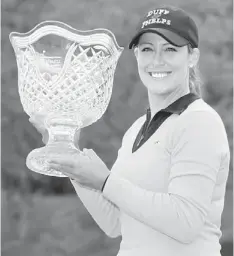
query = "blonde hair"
xmin=188 ymin=44 xmax=203 ymax=96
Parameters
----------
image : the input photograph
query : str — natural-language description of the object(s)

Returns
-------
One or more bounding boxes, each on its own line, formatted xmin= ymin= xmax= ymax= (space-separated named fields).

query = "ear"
xmin=188 ymin=48 xmax=200 ymax=67
xmin=134 ymin=47 xmax=139 ymax=59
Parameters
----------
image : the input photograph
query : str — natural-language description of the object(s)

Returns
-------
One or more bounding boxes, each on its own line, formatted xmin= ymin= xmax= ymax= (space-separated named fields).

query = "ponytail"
xmin=188 ymin=45 xmax=203 ymax=96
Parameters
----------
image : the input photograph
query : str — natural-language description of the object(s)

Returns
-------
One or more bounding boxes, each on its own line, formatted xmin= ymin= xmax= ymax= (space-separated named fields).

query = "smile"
xmin=148 ymin=72 xmax=172 ymax=78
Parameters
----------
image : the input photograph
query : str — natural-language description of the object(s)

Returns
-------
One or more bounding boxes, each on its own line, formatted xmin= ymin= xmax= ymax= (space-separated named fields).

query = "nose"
xmin=151 ymin=50 xmax=164 ymax=66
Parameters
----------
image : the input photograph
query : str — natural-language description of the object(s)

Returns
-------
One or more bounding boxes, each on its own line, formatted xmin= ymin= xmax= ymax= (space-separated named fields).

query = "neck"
xmin=147 ymin=87 xmax=190 ymax=119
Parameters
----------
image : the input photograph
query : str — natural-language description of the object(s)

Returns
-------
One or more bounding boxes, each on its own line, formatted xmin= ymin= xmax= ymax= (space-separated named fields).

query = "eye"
xmin=141 ymin=47 xmax=153 ymax=52
xmin=165 ymin=47 xmax=177 ymax=52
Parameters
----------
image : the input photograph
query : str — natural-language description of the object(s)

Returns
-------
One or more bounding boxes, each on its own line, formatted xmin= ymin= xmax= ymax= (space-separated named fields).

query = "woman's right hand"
xmin=29 ymin=116 xmax=49 ymax=144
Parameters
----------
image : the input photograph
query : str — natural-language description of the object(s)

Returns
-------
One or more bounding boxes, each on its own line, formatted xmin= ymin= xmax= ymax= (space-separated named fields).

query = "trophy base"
xmin=26 ymin=142 xmax=81 ymax=177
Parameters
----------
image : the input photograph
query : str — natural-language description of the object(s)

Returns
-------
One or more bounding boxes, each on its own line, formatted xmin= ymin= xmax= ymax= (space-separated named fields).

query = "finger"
xmin=47 ymin=162 xmax=62 ymax=170
xmin=29 ymin=120 xmax=46 ymax=134
xmin=49 ymin=163 xmax=74 ymax=171
xmin=47 ymin=163 xmax=63 ymax=173
xmin=83 ymin=148 xmax=97 ymax=159
xmin=29 ymin=117 xmax=38 ymax=124
xmin=48 ymin=158 xmax=74 ymax=168
xmin=60 ymin=170 xmax=77 ymax=179
xmin=29 ymin=117 xmax=43 ymax=127
xmin=48 ymin=161 xmax=71 ymax=171
xmin=74 ymin=129 xmax=81 ymax=138
xmin=48 ymin=163 xmax=75 ymax=177
xmin=49 ymin=154 xmax=76 ymax=162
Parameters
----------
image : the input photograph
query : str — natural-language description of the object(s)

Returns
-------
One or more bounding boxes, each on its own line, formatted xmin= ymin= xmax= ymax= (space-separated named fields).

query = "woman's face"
xmin=134 ymin=32 xmax=199 ymax=96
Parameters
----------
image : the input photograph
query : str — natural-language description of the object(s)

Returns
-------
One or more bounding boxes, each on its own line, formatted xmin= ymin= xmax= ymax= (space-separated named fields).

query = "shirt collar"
xmin=146 ymin=93 xmax=200 ymax=120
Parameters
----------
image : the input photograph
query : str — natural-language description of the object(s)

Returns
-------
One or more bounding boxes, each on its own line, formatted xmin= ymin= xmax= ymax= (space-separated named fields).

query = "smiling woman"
xmin=31 ymin=5 xmax=231 ymax=256
xmin=134 ymin=36 xmax=202 ymax=96
xmin=134 ymin=33 xmax=198 ymax=102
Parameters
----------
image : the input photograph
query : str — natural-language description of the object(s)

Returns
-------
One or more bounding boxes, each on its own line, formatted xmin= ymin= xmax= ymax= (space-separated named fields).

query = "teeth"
xmin=150 ymin=72 xmax=170 ymax=78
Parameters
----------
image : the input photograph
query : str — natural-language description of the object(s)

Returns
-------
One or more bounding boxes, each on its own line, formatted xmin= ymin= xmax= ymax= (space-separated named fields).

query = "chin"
xmin=149 ymin=88 xmax=173 ymax=96
xmin=143 ymin=81 xmax=174 ymax=96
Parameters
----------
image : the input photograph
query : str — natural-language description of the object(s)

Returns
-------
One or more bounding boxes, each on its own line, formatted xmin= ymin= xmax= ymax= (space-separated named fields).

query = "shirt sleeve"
xmin=69 ymin=131 xmax=134 ymax=238
xmin=71 ymin=179 xmax=121 ymax=238
xmin=102 ymin=111 xmax=229 ymax=243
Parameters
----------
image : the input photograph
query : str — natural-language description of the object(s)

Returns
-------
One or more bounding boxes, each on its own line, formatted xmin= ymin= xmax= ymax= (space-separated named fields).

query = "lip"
xmin=148 ymin=71 xmax=172 ymax=79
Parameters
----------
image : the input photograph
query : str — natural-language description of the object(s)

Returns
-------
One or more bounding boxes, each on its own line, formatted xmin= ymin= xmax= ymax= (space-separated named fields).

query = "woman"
xmin=32 ymin=6 xmax=230 ymax=256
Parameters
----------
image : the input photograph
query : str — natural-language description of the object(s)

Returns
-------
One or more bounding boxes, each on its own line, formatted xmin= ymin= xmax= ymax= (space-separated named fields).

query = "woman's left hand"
xmin=48 ymin=148 xmax=110 ymax=191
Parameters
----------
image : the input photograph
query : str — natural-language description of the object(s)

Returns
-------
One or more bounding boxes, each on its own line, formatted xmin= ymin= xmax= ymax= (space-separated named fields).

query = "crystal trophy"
xmin=9 ymin=21 xmax=123 ymax=177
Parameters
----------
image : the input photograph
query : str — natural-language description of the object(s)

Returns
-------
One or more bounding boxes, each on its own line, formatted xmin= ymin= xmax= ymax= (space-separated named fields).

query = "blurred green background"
xmin=1 ymin=0 xmax=233 ymax=255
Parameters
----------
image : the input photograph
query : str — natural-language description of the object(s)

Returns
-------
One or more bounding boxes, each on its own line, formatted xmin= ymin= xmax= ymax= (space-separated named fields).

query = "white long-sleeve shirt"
xmin=71 ymin=98 xmax=230 ymax=256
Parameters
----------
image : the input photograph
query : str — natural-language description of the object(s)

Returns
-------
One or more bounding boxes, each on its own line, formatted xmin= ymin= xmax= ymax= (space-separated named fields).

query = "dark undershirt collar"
xmin=146 ymin=92 xmax=200 ymax=121
xmin=132 ymin=93 xmax=200 ymax=153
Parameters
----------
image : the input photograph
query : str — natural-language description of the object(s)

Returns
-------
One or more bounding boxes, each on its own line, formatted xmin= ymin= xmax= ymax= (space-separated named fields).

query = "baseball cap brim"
xmin=129 ymin=28 xmax=190 ymax=49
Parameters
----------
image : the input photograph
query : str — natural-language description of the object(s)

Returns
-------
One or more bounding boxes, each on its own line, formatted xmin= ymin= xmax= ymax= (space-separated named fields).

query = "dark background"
xmin=1 ymin=0 xmax=233 ymax=255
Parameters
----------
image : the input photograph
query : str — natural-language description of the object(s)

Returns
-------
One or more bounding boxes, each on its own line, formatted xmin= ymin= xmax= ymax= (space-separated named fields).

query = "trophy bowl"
xmin=9 ymin=21 xmax=123 ymax=177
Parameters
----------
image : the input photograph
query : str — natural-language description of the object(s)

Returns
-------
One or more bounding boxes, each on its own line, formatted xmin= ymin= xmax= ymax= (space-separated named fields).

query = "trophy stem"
xmin=47 ymin=124 xmax=79 ymax=147
xmin=26 ymin=118 xmax=82 ymax=177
